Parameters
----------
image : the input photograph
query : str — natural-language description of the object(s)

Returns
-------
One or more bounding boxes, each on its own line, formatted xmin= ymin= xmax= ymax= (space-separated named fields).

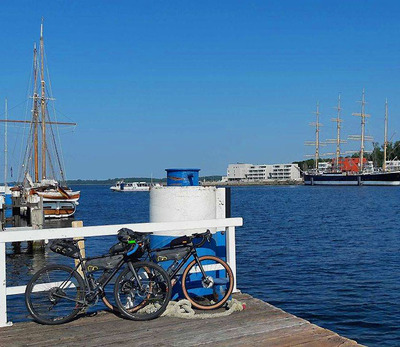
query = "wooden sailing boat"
xmin=4 ymin=21 xmax=79 ymax=217
xmin=304 ymin=90 xmax=400 ymax=185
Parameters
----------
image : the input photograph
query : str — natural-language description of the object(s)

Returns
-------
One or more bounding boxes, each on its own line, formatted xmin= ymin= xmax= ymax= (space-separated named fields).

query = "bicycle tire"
xmin=181 ymin=255 xmax=234 ymax=310
xmin=114 ymin=261 xmax=171 ymax=321
xmin=99 ymin=271 xmax=120 ymax=312
xmin=101 ymin=293 xmax=118 ymax=311
xmin=25 ymin=264 xmax=85 ymax=325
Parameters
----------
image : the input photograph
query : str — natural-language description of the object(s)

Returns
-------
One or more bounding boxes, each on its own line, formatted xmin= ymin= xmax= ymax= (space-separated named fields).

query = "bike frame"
xmin=147 ymin=239 xmax=208 ymax=280
xmin=55 ymin=252 xmax=140 ymax=305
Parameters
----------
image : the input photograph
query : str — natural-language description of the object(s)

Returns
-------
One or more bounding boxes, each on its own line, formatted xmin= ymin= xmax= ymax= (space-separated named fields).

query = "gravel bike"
xmin=25 ymin=229 xmax=171 ymax=325
xmin=145 ymin=229 xmax=234 ymax=310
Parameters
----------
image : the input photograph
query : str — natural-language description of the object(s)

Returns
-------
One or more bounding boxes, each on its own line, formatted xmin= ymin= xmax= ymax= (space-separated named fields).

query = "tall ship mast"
xmin=304 ymin=91 xmax=400 ymax=186
xmin=305 ymin=102 xmax=323 ymax=171
xmin=383 ymin=99 xmax=388 ymax=172
xmin=2 ymin=21 xmax=79 ymax=218
xmin=333 ymin=94 xmax=344 ymax=171
xmin=347 ymin=90 xmax=374 ymax=172
xmin=314 ymin=102 xmax=320 ymax=169
xmin=351 ymin=89 xmax=371 ymax=172
xmin=325 ymin=93 xmax=346 ymax=172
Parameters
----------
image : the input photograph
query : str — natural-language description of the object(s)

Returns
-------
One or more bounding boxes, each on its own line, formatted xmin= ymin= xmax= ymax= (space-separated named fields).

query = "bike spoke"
xmin=26 ymin=266 xmax=84 ymax=324
xmin=114 ymin=262 xmax=171 ymax=321
xmin=182 ymin=256 xmax=234 ymax=310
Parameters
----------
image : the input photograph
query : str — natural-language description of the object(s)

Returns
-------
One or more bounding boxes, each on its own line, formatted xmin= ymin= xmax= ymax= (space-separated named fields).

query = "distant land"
xmin=66 ymin=176 xmax=223 ymax=185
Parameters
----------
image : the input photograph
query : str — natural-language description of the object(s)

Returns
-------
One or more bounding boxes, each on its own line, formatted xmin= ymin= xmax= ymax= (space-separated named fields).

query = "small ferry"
xmin=110 ymin=181 xmax=161 ymax=192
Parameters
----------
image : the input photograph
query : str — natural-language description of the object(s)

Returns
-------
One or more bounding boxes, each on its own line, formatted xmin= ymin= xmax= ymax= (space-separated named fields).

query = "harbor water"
xmin=6 ymin=185 xmax=400 ymax=346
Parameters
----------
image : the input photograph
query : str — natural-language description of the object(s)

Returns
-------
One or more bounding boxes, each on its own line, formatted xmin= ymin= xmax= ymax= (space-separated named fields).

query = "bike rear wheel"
xmin=181 ymin=255 xmax=234 ymax=310
xmin=25 ymin=264 xmax=85 ymax=325
xmin=114 ymin=261 xmax=171 ymax=321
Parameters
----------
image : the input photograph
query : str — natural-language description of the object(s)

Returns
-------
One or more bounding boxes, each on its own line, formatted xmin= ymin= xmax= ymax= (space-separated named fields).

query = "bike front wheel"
xmin=25 ymin=264 xmax=85 ymax=325
xmin=114 ymin=261 xmax=171 ymax=321
xmin=181 ymin=255 xmax=234 ymax=310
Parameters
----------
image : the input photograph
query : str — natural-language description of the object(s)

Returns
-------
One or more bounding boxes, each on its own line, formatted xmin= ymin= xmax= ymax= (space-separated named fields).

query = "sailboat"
xmin=4 ymin=21 xmax=80 ymax=217
xmin=304 ymin=91 xmax=400 ymax=186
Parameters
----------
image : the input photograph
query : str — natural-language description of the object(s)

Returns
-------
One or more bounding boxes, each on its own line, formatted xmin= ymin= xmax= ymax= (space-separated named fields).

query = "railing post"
xmin=72 ymin=221 xmax=85 ymax=277
xmin=226 ymin=226 xmax=238 ymax=293
xmin=0 ymin=242 xmax=12 ymax=327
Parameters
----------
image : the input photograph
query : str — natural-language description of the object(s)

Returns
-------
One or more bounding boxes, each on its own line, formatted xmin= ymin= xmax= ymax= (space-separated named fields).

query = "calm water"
xmin=6 ymin=185 xmax=400 ymax=346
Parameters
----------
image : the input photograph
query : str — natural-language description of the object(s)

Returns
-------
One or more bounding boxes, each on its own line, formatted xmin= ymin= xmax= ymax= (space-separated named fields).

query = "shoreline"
xmin=68 ymin=180 xmax=305 ymax=187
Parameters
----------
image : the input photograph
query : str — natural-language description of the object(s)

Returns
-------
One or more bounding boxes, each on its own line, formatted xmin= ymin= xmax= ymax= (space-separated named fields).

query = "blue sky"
xmin=1 ymin=1 xmax=400 ymax=179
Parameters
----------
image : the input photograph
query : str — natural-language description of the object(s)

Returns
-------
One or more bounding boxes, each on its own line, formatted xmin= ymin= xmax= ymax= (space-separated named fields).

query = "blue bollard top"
xmin=166 ymin=168 xmax=200 ymax=186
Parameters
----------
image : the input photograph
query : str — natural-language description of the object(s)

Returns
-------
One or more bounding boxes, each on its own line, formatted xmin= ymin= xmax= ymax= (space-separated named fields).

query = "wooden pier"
xmin=0 ymin=293 xmax=362 ymax=346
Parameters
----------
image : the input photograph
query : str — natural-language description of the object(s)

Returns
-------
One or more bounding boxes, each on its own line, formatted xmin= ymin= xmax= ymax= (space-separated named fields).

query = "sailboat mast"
xmin=314 ymin=102 xmax=320 ymax=170
xmin=351 ymin=90 xmax=371 ymax=172
xmin=4 ymin=99 xmax=7 ymax=192
xmin=40 ymin=20 xmax=46 ymax=180
xmin=32 ymin=43 xmax=39 ymax=182
xmin=335 ymin=93 xmax=342 ymax=171
xmin=360 ymin=90 xmax=367 ymax=172
xmin=383 ymin=99 xmax=388 ymax=172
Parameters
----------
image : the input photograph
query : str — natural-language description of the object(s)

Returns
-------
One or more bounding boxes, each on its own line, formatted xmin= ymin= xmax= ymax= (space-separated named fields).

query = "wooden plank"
xmin=0 ymin=293 xmax=363 ymax=347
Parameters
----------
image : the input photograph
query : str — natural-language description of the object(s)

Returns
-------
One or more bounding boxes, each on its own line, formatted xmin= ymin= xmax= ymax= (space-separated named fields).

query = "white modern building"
xmin=226 ymin=164 xmax=253 ymax=181
xmin=385 ymin=160 xmax=400 ymax=171
xmin=317 ymin=162 xmax=332 ymax=171
xmin=226 ymin=163 xmax=301 ymax=181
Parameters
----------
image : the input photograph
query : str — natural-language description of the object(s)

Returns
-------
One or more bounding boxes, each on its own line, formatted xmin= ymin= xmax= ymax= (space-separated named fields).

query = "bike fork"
xmin=193 ymin=254 xmax=208 ymax=279
xmin=128 ymin=262 xmax=144 ymax=290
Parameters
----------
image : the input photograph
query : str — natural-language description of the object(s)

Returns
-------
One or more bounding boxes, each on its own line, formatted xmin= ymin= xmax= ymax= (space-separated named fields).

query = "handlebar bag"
xmin=117 ymin=228 xmax=148 ymax=243
xmin=109 ymin=242 xmax=127 ymax=255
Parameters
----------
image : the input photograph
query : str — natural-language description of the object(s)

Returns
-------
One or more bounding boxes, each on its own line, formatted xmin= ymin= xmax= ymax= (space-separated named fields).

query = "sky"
xmin=1 ymin=1 xmax=400 ymax=179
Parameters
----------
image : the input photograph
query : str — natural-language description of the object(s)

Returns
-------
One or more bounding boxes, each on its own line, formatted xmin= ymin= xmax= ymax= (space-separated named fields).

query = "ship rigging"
xmin=1 ymin=20 xmax=80 ymax=217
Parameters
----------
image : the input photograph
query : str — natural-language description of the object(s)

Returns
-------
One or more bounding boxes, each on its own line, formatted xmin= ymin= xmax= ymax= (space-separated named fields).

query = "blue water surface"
xmin=6 ymin=185 xmax=400 ymax=346
xmin=233 ymin=186 xmax=400 ymax=347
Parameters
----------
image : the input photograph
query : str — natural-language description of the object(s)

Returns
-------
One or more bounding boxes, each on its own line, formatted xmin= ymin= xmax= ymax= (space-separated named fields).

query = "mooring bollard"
xmin=72 ymin=221 xmax=85 ymax=276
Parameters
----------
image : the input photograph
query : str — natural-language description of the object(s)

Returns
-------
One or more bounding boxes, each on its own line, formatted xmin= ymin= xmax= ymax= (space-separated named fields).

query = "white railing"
xmin=0 ymin=217 xmax=243 ymax=327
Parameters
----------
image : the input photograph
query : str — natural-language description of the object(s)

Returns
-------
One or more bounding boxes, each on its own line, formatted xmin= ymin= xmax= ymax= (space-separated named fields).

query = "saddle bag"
xmin=85 ymin=255 xmax=124 ymax=272
xmin=50 ymin=239 xmax=80 ymax=259
xmin=153 ymin=247 xmax=190 ymax=262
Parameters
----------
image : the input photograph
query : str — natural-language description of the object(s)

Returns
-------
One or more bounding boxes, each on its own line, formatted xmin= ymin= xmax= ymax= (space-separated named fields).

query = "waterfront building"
xmin=227 ymin=163 xmax=301 ymax=181
xmin=385 ymin=160 xmax=400 ymax=171
xmin=317 ymin=162 xmax=332 ymax=171
xmin=226 ymin=164 xmax=253 ymax=181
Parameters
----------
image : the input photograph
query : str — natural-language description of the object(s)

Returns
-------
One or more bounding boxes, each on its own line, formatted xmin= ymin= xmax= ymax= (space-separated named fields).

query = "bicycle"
xmin=144 ymin=229 xmax=234 ymax=310
xmin=25 ymin=228 xmax=171 ymax=325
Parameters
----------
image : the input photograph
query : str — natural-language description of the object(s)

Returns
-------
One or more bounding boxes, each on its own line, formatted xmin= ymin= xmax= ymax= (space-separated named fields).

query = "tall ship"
xmin=304 ymin=91 xmax=400 ymax=186
xmin=4 ymin=21 xmax=80 ymax=217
